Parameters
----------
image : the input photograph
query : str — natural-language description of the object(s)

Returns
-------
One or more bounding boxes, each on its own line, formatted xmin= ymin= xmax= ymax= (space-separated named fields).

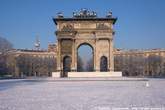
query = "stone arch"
xmin=76 ymin=39 xmax=95 ymax=50
xmin=77 ymin=42 xmax=94 ymax=72
xmin=63 ymin=55 xmax=72 ymax=77
xmin=54 ymin=11 xmax=117 ymax=76
xmin=61 ymin=24 xmax=74 ymax=31
xmin=100 ymin=56 xmax=108 ymax=72
xmin=77 ymin=42 xmax=94 ymax=51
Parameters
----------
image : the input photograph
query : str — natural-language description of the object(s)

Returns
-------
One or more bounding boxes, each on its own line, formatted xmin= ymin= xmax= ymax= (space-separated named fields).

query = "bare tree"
xmin=114 ymin=53 xmax=165 ymax=77
xmin=14 ymin=54 xmax=56 ymax=77
xmin=0 ymin=37 xmax=13 ymax=77
xmin=0 ymin=54 xmax=8 ymax=76
xmin=147 ymin=55 xmax=162 ymax=76
xmin=0 ymin=37 xmax=13 ymax=53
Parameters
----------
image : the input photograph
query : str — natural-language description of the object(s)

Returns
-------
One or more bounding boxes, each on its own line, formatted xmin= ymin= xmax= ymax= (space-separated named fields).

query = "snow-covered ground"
xmin=0 ymin=78 xmax=165 ymax=110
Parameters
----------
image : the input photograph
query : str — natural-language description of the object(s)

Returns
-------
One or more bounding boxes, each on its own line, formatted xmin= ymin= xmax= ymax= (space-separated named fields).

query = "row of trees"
xmin=5 ymin=53 xmax=57 ymax=77
xmin=114 ymin=55 xmax=165 ymax=77
xmin=0 ymin=37 xmax=13 ymax=53
xmin=0 ymin=36 xmax=56 ymax=77
xmin=14 ymin=55 xmax=56 ymax=77
xmin=0 ymin=54 xmax=8 ymax=76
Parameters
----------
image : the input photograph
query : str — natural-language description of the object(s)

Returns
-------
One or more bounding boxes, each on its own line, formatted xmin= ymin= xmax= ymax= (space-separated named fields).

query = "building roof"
xmin=53 ymin=18 xmax=117 ymax=25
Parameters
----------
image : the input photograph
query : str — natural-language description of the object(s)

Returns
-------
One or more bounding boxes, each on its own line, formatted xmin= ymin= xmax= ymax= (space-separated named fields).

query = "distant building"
xmin=5 ymin=46 xmax=165 ymax=77
xmin=48 ymin=43 xmax=57 ymax=52
xmin=6 ymin=44 xmax=57 ymax=77
xmin=114 ymin=48 xmax=165 ymax=76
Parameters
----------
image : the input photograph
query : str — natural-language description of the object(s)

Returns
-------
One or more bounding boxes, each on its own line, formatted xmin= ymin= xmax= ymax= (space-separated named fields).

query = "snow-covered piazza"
xmin=0 ymin=78 xmax=165 ymax=110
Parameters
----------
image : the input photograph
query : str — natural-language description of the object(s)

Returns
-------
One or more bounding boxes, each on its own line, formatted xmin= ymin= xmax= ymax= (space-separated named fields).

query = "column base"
xmin=68 ymin=71 xmax=122 ymax=77
xmin=52 ymin=72 xmax=61 ymax=78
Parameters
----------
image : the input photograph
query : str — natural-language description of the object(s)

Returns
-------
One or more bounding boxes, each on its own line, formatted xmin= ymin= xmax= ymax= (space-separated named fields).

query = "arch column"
xmin=57 ymin=39 xmax=61 ymax=72
xmin=75 ymin=41 xmax=78 ymax=71
xmin=109 ymin=38 xmax=114 ymax=71
xmin=94 ymin=39 xmax=98 ymax=71
xmin=71 ymin=39 xmax=76 ymax=71
xmin=93 ymin=50 xmax=96 ymax=71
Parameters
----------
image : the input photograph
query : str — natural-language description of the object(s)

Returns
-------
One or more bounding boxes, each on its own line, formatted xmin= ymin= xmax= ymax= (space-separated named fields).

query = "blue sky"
xmin=0 ymin=0 xmax=165 ymax=49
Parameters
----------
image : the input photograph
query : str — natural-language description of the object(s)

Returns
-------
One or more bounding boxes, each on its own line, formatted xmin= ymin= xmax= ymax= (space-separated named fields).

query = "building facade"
xmin=6 ymin=45 xmax=57 ymax=77
xmin=114 ymin=49 xmax=165 ymax=76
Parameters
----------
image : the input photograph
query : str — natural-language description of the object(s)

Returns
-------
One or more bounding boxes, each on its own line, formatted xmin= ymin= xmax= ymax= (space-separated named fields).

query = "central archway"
xmin=77 ymin=43 xmax=94 ymax=72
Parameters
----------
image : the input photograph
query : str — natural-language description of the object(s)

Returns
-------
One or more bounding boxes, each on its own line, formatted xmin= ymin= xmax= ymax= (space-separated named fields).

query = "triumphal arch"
xmin=53 ymin=9 xmax=122 ymax=77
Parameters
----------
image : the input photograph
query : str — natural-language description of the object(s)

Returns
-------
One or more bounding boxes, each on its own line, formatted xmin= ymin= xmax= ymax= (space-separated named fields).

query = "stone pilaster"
xmin=95 ymin=39 xmax=99 ymax=71
xmin=110 ymin=39 xmax=114 ymax=71
xmin=57 ymin=39 xmax=61 ymax=72
xmin=71 ymin=39 xmax=76 ymax=71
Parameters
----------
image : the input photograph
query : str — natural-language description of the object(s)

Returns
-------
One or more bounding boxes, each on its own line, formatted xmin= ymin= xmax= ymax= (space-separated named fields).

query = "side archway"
xmin=63 ymin=56 xmax=72 ymax=77
xmin=100 ymin=56 xmax=108 ymax=72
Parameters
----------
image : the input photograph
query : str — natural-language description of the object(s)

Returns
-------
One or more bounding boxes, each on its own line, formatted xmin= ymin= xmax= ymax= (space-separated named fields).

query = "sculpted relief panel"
xmin=61 ymin=24 xmax=74 ymax=31
xmin=96 ymin=23 xmax=110 ymax=30
xmin=61 ymin=40 xmax=72 ymax=55
xmin=97 ymin=40 xmax=109 ymax=57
